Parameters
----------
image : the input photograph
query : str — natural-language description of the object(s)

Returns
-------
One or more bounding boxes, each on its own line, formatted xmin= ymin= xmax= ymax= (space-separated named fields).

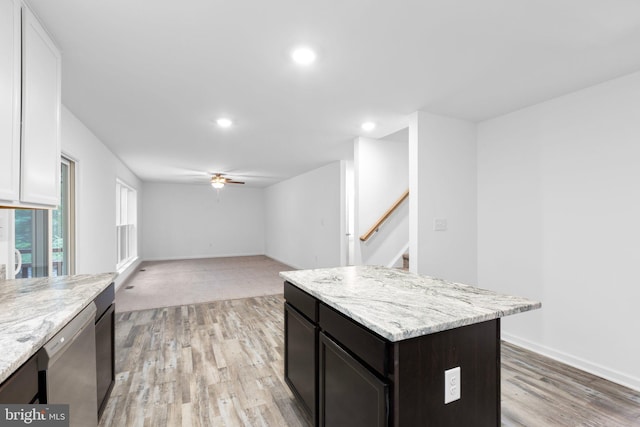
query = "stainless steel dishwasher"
xmin=38 ymin=302 xmax=98 ymax=427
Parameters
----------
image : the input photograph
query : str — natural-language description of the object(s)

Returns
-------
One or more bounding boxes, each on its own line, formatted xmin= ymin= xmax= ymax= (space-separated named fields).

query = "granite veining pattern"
xmin=0 ymin=273 xmax=117 ymax=383
xmin=280 ymin=266 xmax=541 ymax=342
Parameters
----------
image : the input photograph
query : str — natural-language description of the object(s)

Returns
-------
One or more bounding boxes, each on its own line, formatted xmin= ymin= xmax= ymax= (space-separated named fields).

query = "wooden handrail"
xmin=359 ymin=189 xmax=409 ymax=242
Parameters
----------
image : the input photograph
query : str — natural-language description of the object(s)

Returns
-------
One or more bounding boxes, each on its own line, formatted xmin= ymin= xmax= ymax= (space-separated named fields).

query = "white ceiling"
xmin=27 ymin=0 xmax=640 ymax=187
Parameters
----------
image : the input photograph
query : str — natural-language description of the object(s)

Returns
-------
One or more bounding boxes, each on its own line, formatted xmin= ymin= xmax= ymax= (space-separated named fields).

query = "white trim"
xmin=115 ymin=177 xmax=136 ymax=192
xmin=261 ymin=254 xmax=302 ymax=270
xmin=60 ymin=154 xmax=77 ymax=275
xmin=117 ymin=254 xmax=138 ymax=274
xmin=142 ymin=252 xmax=271 ymax=263
xmin=115 ymin=179 xmax=137 ymax=268
xmin=502 ymin=332 xmax=640 ymax=392
xmin=114 ymin=256 xmax=142 ymax=292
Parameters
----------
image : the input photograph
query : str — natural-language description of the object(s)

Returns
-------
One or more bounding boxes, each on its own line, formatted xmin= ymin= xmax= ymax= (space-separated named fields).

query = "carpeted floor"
xmin=115 ymin=255 xmax=294 ymax=312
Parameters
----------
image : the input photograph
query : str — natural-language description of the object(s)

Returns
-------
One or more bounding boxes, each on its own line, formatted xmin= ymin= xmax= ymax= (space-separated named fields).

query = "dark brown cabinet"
xmin=285 ymin=281 xmax=389 ymax=427
xmin=0 ymin=354 xmax=39 ymax=404
xmin=319 ymin=332 xmax=388 ymax=427
xmin=284 ymin=280 xmax=501 ymax=427
xmin=94 ymin=282 xmax=115 ymax=419
xmin=284 ymin=303 xmax=317 ymax=421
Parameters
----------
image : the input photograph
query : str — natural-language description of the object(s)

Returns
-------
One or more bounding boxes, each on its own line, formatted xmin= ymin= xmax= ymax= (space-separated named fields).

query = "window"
xmin=14 ymin=157 xmax=76 ymax=278
xmin=116 ymin=179 xmax=137 ymax=271
xmin=53 ymin=158 xmax=76 ymax=275
xmin=14 ymin=210 xmax=49 ymax=277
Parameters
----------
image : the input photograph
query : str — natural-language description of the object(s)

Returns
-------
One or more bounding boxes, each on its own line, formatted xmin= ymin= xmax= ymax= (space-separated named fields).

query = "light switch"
xmin=434 ymin=218 xmax=448 ymax=231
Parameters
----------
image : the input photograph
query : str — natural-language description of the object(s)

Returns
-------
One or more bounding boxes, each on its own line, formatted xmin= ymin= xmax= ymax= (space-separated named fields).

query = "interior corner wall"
xmin=354 ymin=137 xmax=409 ymax=266
xmin=141 ymin=183 xmax=265 ymax=261
xmin=477 ymin=71 xmax=640 ymax=391
xmin=264 ymin=161 xmax=344 ymax=270
xmin=409 ymin=111 xmax=477 ymax=285
xmin=61 ymin=106 xmax=142 ymax=288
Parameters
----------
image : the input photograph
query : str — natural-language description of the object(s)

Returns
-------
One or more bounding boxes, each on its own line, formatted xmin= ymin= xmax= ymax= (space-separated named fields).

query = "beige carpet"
xmin=115 ymin=255 xmax=294 ymax=312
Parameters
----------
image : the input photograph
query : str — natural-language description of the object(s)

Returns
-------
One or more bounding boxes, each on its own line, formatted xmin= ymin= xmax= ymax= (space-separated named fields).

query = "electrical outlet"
xmin=444 ymin=366 xmax=461 ymax=404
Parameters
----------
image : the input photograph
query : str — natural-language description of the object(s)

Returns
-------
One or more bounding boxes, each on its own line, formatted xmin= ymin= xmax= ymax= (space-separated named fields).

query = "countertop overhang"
xmin=0 ymin=273 xmax=117 ymax=383
xmin=280 ymin=266 xmax=541 ymax=342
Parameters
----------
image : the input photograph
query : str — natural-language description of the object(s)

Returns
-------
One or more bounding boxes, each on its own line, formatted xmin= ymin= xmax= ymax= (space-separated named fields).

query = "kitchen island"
xmin=280 ymin=266 xmax=541 ymax=427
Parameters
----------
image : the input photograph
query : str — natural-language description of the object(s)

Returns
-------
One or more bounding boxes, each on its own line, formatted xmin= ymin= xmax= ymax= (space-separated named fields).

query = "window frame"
xmin=11 ymin=155 xmax=76 ymax=278
xmin=116 ymin=178 xmax=137 ymax=272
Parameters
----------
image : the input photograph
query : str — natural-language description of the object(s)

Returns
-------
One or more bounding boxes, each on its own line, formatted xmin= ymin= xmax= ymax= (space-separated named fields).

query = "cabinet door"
xmin=284 ymin=303 xmax=317 ymax=423
xmin=20 ymin=5 xmax=61 ymax=207
xmin=96 ymin=304 xmax=115 ymax=419
xmin=0 ymin=353 xmax=39 ymax=404
xmin=319 ymin=332 xmax=388 ymax=427
xmin=0 ymin=0 xmax=21 ymax=202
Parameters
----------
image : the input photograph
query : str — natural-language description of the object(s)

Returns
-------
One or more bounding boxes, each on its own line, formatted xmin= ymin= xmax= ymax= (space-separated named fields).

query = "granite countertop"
xmin=0 ymin=273 xmax=117 ymax=383
xmin=280 ymin=266 xmax=541 ymax=342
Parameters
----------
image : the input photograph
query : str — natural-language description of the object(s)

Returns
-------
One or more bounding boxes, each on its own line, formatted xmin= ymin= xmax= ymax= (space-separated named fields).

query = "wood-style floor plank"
xmin=501 ymin=342 xmax=640 ymax=426
xmin=99 ymin=295 xmax=640 ymax=427
xmin=100 ymin=295 xmax=310 ymax=427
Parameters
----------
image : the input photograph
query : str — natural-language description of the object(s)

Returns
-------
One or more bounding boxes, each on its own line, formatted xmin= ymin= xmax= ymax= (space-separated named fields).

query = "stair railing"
xmin=359 ymin=189 xmax=409 ymax=242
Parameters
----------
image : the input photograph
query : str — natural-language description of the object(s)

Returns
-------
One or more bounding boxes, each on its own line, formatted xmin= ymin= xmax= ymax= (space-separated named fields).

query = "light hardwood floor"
xmin=100 ymin=295 xmax=640 ymax=427
xmin=501 ymin=344 xmax=640 ymax=426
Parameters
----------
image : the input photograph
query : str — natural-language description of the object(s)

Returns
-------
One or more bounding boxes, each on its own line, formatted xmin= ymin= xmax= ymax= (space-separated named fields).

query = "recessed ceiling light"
xmin=216 ymin=118 xmax=233 ymax=128
xmin=361 ymin=121 xmax=376 ymax=132
xmin=291 ymin=46 xmax=316 ymax=66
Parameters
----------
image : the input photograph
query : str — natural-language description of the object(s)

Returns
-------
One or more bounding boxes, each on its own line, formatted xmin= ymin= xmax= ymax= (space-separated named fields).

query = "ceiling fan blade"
xmin=226 ymin=180 xmax=245 ymax=184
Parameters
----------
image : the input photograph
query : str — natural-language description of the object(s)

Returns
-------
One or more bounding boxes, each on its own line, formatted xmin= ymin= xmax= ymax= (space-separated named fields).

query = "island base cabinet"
xmin=319 ymin=332 xmax=388 ymax=427
xmin=392 ymin=319 xmax=500 ymax=426
xmin=284 ymin=303 xmax=317 ymax=424
xmin=284 ymin=281 xmax=504 ymax=427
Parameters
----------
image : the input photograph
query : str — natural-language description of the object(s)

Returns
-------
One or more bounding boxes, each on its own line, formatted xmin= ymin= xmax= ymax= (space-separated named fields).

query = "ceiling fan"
xmin=210 ymin=173 xmax=245 ymax=189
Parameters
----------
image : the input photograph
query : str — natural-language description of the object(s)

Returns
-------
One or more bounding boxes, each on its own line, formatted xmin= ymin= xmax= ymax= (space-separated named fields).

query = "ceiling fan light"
xmin=211 ymin=175 xmax=226 ymax=189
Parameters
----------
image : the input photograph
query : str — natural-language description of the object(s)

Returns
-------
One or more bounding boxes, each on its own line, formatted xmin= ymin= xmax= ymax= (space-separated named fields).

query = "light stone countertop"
xmin=0 ymin=273 xmax=117 ymax=383
xmin=280 ymin=265 xmax=541 ymax=342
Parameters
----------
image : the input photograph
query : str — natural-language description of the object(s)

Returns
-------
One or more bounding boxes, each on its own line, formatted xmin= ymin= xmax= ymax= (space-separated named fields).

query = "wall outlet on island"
xmin=444 ymin=366 xmax=461 ymax=404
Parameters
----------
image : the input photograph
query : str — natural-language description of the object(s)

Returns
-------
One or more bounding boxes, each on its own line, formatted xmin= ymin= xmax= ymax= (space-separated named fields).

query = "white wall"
xmin=354 ymin=137 xmax=409 ymax=266
xmin=477 ymin=71 xmax=640 ymax=390
xmin=62 ymin=106 xmax=142 ymax=288
xmin=409 ymin=111 xmax=477 ymax=285
xmin=264 ymin=161 xmax=345 ymax=269
xmin=142 ymin=182 xmax=264 ymax=260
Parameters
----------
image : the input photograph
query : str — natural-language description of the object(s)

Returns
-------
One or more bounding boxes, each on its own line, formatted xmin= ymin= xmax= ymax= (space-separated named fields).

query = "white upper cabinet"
xmin=20 ymin=5 xmax=61 ymax=207
xmin=0 ymin=0 xmax=61 ymax=209
xmin=0 ymin=0 xmax=21 ymax=202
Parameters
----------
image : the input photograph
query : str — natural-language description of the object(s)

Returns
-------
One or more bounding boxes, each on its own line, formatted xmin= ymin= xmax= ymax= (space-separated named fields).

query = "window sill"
xmin=117 ymin=256 xmax=139 ymax=274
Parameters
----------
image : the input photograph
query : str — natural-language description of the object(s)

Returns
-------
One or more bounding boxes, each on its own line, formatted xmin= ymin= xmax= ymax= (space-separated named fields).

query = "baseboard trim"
xmin=263 ymin=254 xmax=303 ymax=270
xmin=502 ymin=332 xmax=640 ymax=392
xmin=142 ymin=252 xmax=266 ymax=262
xmin=114 ymin=257 xmax=143 ymax=292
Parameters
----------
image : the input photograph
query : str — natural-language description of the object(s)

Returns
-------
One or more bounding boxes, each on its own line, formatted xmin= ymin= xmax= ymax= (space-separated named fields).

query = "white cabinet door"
xmin=20 ymin=5 xmax=61 ymax=207
xmin=0 ymin=0 xmax=21 ymax=202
